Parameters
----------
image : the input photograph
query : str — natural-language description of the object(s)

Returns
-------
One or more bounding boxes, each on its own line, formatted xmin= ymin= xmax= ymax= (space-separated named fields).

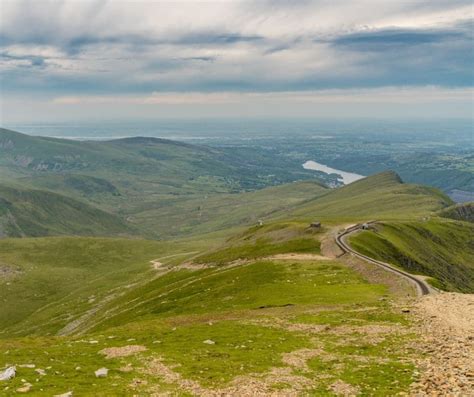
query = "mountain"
xmin=0 ymin=128 xmax=316 ymax=193
xmin=0 ymin=130 xmax=471 ymax=395
xmin=0 ymin=129 xmax=326 ymax=238
xmin=0 ymin=184 xmax=134 ymax=237
xmin=275 ymin=171 xmax=452 ymax=221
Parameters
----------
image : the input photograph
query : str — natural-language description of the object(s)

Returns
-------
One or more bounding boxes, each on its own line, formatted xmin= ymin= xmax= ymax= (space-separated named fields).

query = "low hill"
xmin=348 ymin=220 xmax=474 ymax=292
xmin=277 ymin=171 xmax=452 ymax=221
xmin=0 ymin=184 xmax=134 ymax=237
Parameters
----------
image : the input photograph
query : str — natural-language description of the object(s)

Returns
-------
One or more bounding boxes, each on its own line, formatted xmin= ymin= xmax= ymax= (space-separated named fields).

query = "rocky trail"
xmin=410 ymin=293 xmax=474 ymax=395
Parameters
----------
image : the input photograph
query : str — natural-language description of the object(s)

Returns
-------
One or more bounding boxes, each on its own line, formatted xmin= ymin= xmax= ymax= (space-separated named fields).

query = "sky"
xmin=0 ymin=0 xmax=473 ymax=122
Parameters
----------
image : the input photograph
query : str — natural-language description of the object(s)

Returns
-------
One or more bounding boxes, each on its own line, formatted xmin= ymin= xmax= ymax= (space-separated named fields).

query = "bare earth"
xmin=410 ymin=292 xmax=474 ymax=395
xmin=99 ymin=345 xmax=147 ymax=359
xmin=265 ymin=253 xmax=331 ymax=261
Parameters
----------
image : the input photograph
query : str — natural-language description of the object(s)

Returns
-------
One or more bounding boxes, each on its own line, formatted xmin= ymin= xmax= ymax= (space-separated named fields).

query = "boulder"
xmin=0 ymin=366 xmax=15 ymax=381
xmin=95 ymin=367 xmax=109 ymax=378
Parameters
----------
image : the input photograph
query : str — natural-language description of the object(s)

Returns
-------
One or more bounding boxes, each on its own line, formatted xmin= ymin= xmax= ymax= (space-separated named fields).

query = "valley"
xmin=0 ymin=129 xmax=472 ymax=395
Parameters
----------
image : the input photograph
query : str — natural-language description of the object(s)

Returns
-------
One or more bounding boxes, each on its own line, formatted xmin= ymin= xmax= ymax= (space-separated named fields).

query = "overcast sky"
xmin=1 ymin=0 xmax=473 ymax=122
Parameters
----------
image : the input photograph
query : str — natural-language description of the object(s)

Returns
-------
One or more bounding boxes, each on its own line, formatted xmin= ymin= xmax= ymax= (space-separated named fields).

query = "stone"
xmin=16 ymin=383 xmax=32 ymax=393
xmin=203 ymin=339 xmax=215 ymax=345
xmin=54 ymin=392 xmax=73 ymax=397
xmin=0 ymin=366 xmax=15 ymax=381
xmin=95 ymin=367 xmax=108 ymax=378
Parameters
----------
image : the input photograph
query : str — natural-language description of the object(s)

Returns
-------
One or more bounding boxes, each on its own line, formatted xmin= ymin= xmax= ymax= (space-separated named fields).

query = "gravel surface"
xmin=410 ymin=293 xmax=474 ymax=396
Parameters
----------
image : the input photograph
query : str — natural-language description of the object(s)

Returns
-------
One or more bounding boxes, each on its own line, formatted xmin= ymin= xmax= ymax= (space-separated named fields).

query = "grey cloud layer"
xmin=0 ymin=0 xmax=473 ymax=95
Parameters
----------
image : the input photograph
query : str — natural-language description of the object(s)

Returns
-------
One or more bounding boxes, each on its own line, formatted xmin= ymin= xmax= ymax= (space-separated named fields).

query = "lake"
xmin=303 ymin=160 xmax=365 ymax=185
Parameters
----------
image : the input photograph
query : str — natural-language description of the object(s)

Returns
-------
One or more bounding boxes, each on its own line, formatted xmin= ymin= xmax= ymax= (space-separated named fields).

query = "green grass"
xmin=0 ymin=183 xmax=134 ymax=237
xmin=277 ymin=171 xmax=452 ymax=222
xmin=0 ymin=230 xmax=418 ymax=395
xmin=437 ymin=202 xmax=474 ymax=223
xmin=0 ymin=255 xmax=412 ymax=395
xmin=292 ymin=308 xmax=409 ymax=327
xmin=127 ymin=181 xmax=327 ymax=238
xmin=349 ymin=219 xmax=474 ymax=292
xmin=0 ymin=319 xmax=310 ymax=395
xmin=195 ymin=221 xmax=322 ymax=264
xmin=0 ymin=237 xmax=207 ymax=337
xmin=86 ymin=259 xmax=385 ymax=332
xmin=0 ymin=129 xmax=329 ymax=239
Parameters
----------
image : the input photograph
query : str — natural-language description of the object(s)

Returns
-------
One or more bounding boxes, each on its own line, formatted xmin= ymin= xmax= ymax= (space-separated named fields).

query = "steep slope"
xmin=0 ymin=184 xmax=134 ymax=237
xmin=348 ymin=220 xmax=474 ymax=292
xmin=278 ymin=171 xmax=452 ymax=221
xmin=437 ymin=202 xmax=474 ymax=223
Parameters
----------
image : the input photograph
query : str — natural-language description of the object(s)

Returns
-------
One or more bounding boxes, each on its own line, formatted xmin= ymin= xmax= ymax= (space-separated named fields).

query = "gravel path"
xmin=411 ymin=293 xmax=474 ymax=395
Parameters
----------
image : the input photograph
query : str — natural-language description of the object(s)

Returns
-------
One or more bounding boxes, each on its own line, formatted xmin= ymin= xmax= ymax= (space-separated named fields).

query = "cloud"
xmin=0 ymin=0 xmax=473 ymax=121
xmin=52 ymin=87 xmax=473 ymax=105
xmin=332 ymin=23 xmax=472 ymax=51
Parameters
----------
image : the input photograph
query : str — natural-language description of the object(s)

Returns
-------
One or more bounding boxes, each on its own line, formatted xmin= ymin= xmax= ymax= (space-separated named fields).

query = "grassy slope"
xmin=349 ymin=219 xmax=474 ymax=292
xmin=277 ymin=171 xmax=452 ymax=222
xmin=127 ymin=180 xmax=328 ymax=238
xmin=437 ymin=202 xmax=474 ymax=223
xmin=0 ymin=129 xmax=329 ymax=238
xmin=0 ymin=172 xmax=464 ymax=395
xmin=0 ymin=184 xmax=134 ymax=237
xmin=194 ymin=221 xmax=322 ymax=264
xmin=0 ymin=235 xmax=414 ymax=396
xmin=0 ymin=237 xmax=208 ymax=337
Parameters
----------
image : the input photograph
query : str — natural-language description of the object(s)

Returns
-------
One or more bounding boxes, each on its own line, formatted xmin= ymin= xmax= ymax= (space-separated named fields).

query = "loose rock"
xmin=0 ymin=366 xmax=15 ymax=381
xmin=95 ymin=367 xmax=109 ymax=378
xmin=16 ymin=383 xmax=32 ymax=393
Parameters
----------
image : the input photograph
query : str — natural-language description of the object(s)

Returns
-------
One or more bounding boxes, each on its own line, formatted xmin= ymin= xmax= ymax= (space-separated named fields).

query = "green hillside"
xmin=0 ymin=130 xmax=471 ymax=395
xmin=349 ymin=219 xmax=474 ymax=292
xmin=128 ymin=181 xmax=328 ymax=237
xmin=0 ymin=184 xmax=134 ymax=237
xmin=0 ymin=129 xmax=328 ymax=238
xmin=437 ymin=202 xmax=474 ymax=223
xmin=0 ymin=128 xmax=317 ymax=194
xmin=278 ymin=171 xmax=452 ymax=221
xmin=194 ymin=221 xmax=322 ymax=265
xmin=0 ymin=233 xmax=416 ymax=396
xmin=0 ymin=237 xmax=205 ymax=337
